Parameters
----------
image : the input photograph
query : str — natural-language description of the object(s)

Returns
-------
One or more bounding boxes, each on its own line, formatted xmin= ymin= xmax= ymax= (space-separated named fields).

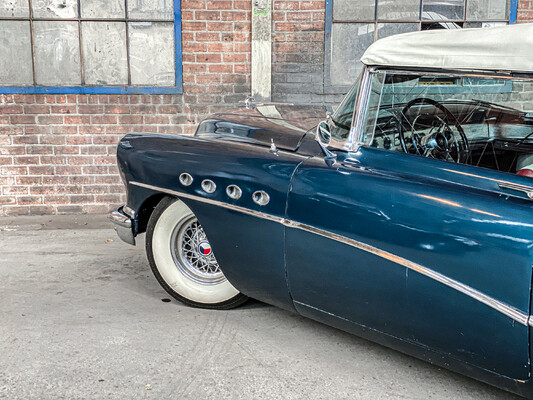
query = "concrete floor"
xmin=0 ymin=215 xmax=522 ymax=399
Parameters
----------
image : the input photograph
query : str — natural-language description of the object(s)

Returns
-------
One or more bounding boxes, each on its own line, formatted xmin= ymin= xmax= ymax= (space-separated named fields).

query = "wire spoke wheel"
xmin=146 ymin=196 xmax=248 ymax=309
xmin=170 ymin=216 xmax=226 ymax=285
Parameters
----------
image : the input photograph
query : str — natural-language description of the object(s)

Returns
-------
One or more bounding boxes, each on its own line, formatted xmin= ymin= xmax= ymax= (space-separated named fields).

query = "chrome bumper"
xmin=109 ymin=206 xmax=136 ymax=245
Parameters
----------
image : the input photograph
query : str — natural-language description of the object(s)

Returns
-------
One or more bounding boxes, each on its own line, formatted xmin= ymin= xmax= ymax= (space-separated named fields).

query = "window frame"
xmin=0 ymin=0 xmax=183 ymax=95
xmin=324 ymin=0 xmax=519 ymax=93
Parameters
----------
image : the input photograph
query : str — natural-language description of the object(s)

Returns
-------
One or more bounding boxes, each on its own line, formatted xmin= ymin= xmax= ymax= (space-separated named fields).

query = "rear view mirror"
xmin=316 ymin=121 xmax=332 ymax=147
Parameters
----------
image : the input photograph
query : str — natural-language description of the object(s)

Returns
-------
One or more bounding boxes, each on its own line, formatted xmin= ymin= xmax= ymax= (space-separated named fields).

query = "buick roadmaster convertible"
xmin=111 ymin=24 xmax=533 ymax=397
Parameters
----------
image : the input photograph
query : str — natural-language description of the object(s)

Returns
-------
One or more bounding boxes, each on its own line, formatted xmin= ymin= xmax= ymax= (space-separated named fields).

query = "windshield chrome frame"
xmin=345 ymin=66 xmax=533 ymax=153
xmin=345 ymin=65 xmax=373 ymax=153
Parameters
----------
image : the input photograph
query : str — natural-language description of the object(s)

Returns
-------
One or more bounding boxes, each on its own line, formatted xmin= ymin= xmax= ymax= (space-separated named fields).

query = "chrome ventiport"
xmin=252 ymin=190 xmax=270 ymax=206
xmin=179 ymin=173 xmax=193 ymax=186
xmin=201 ymin=179 xmax=216 ymax=194
xmin=226 ymin=185 xmax=242 ymax=200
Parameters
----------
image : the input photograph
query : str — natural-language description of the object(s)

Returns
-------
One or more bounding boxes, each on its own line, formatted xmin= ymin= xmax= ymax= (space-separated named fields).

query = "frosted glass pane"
xmin=331 ymin=23 xmax=374 ymax=86
xmin=0 ymin=21 xmax=33 ymax=85
xmin=0 ymin=0 xmax=29 ymax=18
xmin=32 ymin=0 xmax=78 ymax=18
xmin=377 ymin=22 xmax=419 ymax=39
xmin=422 ymin=0 xmax=465 ymax=20
xmin=80 ymin=0 xmax=125 ymax=18
xmin=378 ymin=0 xmax=420 ymax=20
xmin=82 ymin=22 xmax=128 ymax=85
xmin=467 ymin=0 xmax=508 ymax=20
xmin=128 ymin=0 xmax=174 ymax=20
xmin=34 ymin=21 xmax=81 ymax=85
xmin=333 ymin=0 xmax=375 ymax=21
xmin=129 ymin=22 xmax=175 ymax=86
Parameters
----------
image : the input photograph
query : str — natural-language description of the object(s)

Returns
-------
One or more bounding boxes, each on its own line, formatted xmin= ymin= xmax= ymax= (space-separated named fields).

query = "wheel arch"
xmin=135 ymin=192 xmax=169 ymax=234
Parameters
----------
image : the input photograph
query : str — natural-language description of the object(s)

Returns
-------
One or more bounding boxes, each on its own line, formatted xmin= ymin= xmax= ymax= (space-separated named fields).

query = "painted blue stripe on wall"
xmin=510 ymin=0 xmax=518 ymax=23
xmin=0 ymin=0 xmax=183 ymax=95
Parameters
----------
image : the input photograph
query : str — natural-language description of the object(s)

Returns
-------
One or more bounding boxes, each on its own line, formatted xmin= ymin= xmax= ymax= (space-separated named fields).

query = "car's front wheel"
xmin=146 ymin=196 xmax=248 ymax=309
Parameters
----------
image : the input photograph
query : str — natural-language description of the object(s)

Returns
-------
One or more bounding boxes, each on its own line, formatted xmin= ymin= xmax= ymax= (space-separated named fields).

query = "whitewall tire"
xmin=146 ymin=196 xmax=248 ymax=309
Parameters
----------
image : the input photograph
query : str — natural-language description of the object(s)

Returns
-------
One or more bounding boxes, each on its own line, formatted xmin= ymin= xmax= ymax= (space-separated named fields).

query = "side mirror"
xmin=316 ymin=120 xmax=332 ymax=147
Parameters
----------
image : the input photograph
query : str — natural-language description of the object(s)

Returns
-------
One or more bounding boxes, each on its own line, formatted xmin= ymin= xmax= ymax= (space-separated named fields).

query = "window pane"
xmin=377 ymin=22 xmax=418 ymax=39
xmin=466 ymin=0 xmax=508 ymax=20
xmin=0 ymin=0 xmax=29 ymax=17
xmin=422 ymin=0 xmax=465 ymax=20
xmin=32 ymin=0 xmax=78 ymax=18
xmin=82 ymin=22 xmax=128 ymax=85
xmin=464 ymin=21 xmax=507 ymax=28
xmin=34 ymin=21 xmax=81 ymax=85
xmin=129 ymin=22 xmax=175 ymax=86
xmin=377 ymin=0 xmax=420 ymax=20
xmin=127 ymin=0 xmax=174 ymax=20
xmin=0 ymin=21 xmax=33 ymax=85
xmin=331 ymin=23 xmax=374 ymax=86
xmin=333 ymin=0 xmax=375 ymax=21
xmin=80 ymin=0 xmax=125 ymax=18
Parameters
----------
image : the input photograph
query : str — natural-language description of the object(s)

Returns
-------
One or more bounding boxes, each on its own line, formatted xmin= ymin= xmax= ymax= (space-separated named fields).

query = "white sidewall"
xmin=152 ymin=200 xmax=240 ymax=304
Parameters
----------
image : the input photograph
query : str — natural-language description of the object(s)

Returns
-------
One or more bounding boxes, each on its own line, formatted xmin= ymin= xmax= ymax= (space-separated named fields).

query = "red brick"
xmin=196 ymin=74 xmax=221 ymax=83
xmin=208 ymin=42 xmax=234 ymax=52
xmin=1 ymin=166 xmax=27 ymax=175
xmin=4 ymin=186 xmax=29 ymax=195
xmin=183 ymin=64 xmax=207 ymax=73
xmin=183 ymin=42 xmax=208 ymax=52
xmin=207 ymin=1 xmax=232 ymax=9
xmin=26 ymin=145 xmax=53 ymax=155
xmin=207 ymin=22 xmax=233 ymax=31
xmin=221 ymin=11 xmax=249 ymax=20
xmin=64 ymin=116 xmax=91 ymax=125
xmin=50 ymin=105 xmax=77 ymax=114
xmin=66 ymin=136 xmax=91 ymax=145
xmin=118 ymin=115 xmax=143 ymax=124
xmin=92 ymin=115 xmax=118 ymax=124
xmin=182 ymin=0 xmax=206 ymax=9
xmin=196 ymin=32 xmax=221 ymax=41
xmin=195 ymin=10 xmax=220 ymax=20
xmin=198 ymin=53 xmax=222 ymax=63
xmin=14 ymin=156 xmax=39 ymax=165
xmin=78 ymin=105 xmax=104 ymax=114
xmin=0 ymin=105 xmax=23 ymax=115
xmin=23 ymin=105 xmax=50 ymax=114
xmin=28 ymin=166 xmax=54 ymax=175
xmin=11 ymin=115 xmax=36 ymax=124
xmin=182 ymin=21 xmax=206 ymax=31
xmin=105 ymin=105 xmax=130 ymax=114
xmin=209 ymin=64 xmax=233 ymax=73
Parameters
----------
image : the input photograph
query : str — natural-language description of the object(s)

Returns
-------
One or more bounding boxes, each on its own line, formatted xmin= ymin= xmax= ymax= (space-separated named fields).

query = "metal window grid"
xmin=0 ymin=0 xmax=183 ymax=95
xmin=324 ymin=0 xmax=519 ymax=92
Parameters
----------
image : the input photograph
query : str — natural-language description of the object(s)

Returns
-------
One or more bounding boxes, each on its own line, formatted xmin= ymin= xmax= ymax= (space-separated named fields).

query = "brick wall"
xmin=1 ymin=2 xmax=531 ymax=216
xmin=518 ymin=0 xmax=533 ymax=21
xmin=0 ymin=0 xmax=251 ymax=216
xmin=271 ymin=0 xmax=338 ymax=105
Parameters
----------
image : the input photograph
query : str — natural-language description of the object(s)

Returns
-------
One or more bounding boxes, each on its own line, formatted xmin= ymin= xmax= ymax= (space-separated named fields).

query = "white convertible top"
xmin=361 ymin=23 xmax=533 ymax=73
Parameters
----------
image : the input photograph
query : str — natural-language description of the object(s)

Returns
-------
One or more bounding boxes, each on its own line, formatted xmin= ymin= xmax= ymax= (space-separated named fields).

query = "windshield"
xmin=330 ymin=74 xmax=361 ymax=141
xmin=360 ymin=70 xmax=533 ymax=174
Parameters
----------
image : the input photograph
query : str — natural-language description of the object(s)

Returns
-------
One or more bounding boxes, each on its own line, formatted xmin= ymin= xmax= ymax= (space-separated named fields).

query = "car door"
xmin=285 ymin=147 xmax=532 ymax=380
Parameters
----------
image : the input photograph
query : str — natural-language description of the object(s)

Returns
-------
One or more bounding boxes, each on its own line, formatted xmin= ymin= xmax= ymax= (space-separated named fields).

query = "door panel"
xmin=286 ymin=147 xmax=532 ymax=379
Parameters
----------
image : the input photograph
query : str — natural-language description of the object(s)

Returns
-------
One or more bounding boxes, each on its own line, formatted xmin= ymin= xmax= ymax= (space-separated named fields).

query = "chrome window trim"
xmin=346 ymin=65 xmax=373 ymax=153
xmin=131 ymin=180 xmax=531 ymax=327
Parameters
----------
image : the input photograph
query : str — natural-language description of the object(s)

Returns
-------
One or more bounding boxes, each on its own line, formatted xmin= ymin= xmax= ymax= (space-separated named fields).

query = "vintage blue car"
xmin=111 ymin=24 xmax=533 ymax=397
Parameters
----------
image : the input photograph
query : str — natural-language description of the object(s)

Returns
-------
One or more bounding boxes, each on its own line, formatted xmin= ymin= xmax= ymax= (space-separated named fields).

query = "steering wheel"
xmin=399 ymin=97 xmax=469 ymax=163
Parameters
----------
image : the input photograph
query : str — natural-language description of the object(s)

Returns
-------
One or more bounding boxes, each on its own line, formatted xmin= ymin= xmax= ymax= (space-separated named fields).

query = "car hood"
xmin=194 ymin=104 xmax=327 ymax=151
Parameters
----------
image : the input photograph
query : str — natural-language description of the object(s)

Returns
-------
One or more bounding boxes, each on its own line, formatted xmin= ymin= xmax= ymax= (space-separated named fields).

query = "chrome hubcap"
xmin=170 ymin=215 xmax=226 ymax=285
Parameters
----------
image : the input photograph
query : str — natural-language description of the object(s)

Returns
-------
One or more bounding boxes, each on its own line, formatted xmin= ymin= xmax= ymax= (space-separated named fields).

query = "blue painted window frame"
xmin=325 ymin=0 xmax=520 ymax=91
xmin=0 ymin=0 xmax=183 ymax=95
